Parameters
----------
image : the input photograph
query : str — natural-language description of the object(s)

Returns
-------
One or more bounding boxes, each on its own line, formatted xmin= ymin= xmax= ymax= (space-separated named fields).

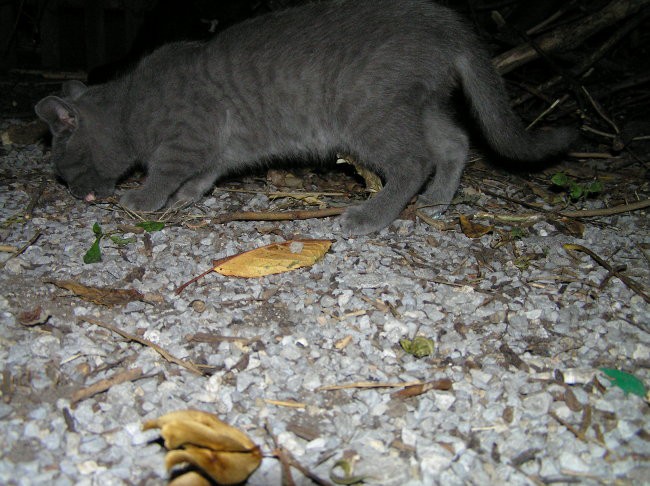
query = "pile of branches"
xmin=443 ymin=0 xmax=650 ymax=155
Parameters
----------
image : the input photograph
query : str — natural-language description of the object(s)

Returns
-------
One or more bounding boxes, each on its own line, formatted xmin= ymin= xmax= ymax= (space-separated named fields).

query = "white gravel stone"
xmin=1 ymin=136 xmax=647 ymax=485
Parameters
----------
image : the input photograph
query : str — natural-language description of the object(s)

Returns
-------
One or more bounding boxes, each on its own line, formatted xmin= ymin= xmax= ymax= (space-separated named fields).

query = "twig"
xmin=0 ymin=231 xmax=41 ymax=269
xmin=563 ymin=244 xmax=650 ymax=304
xmin=81 ymin=317 xmax=205 ymax=375
xmin=567 ymin=152 xmax=618 ymax=159
xmin=24 ymin=179 xmax=47 ymax=219
xmin=527 ymin=94 xmax=570 ymax=130
xmin=2 ymin=369 xmax=13 ymax=404
xmin=513 ymin=13 xmax=646 ymax=106
xmin=474 ymin=198 xmax=650 ymax=221
xmin=266 ymin=422 xmax=333 ymax=486
xmin=317 ymin=380 xmax=425 ymax=392
xmin=71 ymin=367 xmax=143 ymax=404
xmin=215 ymin=188 xmax=347 ymax=198
xmin=211 ymin=207 xmax=345 ymax=224
xmin=581 ymin=86 xmax=620 ymax=135
xmin=560 ymin=199 xmax=650 ymax=217
xmin=264 ymin=399 xmax=307 ymax=409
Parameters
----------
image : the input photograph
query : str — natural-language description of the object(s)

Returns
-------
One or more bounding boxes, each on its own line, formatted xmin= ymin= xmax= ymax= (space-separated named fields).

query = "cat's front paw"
xmin=119 ymin=190 xmax=166 ymax=212
xmin=339 ymin=206 xmax=387 ymax=236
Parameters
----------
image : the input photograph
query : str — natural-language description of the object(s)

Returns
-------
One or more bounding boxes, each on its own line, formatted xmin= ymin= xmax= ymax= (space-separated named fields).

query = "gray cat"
xmin=35 ymin=0 xmax=573 ymax=235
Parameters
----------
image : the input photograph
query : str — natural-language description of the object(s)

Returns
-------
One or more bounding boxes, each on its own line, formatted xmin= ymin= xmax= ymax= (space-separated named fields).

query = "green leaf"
xmin=600 ymin=368 xmax=646 ymax=398
xmin=510 ymin=228 xmax=526 ymax=239
xmin=586 ymin=180 xmax=603 ymax=195
xmin=136 ymin=221 xmax=165 ymax=233
xmin=569 ymin=184 xmax=584 ymax=200
xmin=330 ymin=459 xmax=369 ymax=485
xmin=551 ymin=173 xmax=570 ymax=187
xmin=514 ymin=256 xmax=532 ymax=270
xmin=400 ymin=336 xmax=435 ymax=358
xmin=83 ymin=238 xmax=102 ymax=264
xmin=109 ymin=235 xmax=137 ymax=246
xmin=92 ymin=222 xmax=103 ymax=236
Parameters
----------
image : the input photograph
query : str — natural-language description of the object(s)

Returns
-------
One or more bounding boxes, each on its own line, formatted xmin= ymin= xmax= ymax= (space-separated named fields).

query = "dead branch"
xmin=211 ymin=207 xmax=345 ymax=224
xmin=494 ymin=0 xmax=650 ymax=74
xmin=513 ymin=13 xmax=648 ymax=106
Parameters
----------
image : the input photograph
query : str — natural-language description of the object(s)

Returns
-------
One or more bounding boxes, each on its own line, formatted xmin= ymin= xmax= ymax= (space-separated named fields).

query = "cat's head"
xmin=35 ymin=80 xmax=119 ymax=202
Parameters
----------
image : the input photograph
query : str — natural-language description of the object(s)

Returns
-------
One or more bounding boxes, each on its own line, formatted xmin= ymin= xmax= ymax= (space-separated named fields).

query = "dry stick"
xmin=564 ymin=243 xmax=650 ymax=304
xmin=0 ymin=231 xmax=41 ymax=270
xmin=607 ymin=70 xmax=650 ymax=95
xmin=497 ymin=9 xmax=580 ymax=90
xmin=317 ymin=380 xmax=425 ymax=392
xmin=567 ymin=152 xmax=618 ymax=159
xmin=71 ymin=367 xmax=143 ymax=404
xmin=81 ymin=317 xmax=204 ymax=375
xmin=560 ymin=199 xmax=650 ymax=218
xmin=266 ymin=422 xmax=334 ymax=486
xmin=264 ymin=399 xmax=307 ymax=409
xmin=475 ymin=190 xmax=650 ymax=219
xmin=24 ymin=179 xmax=47 ymax=219
xmin=494 ymin=0 xmax=650 ymax=74
xmin=527 ymin=94 xmax=570 ymax=130
xmin=211 ymin=206 xmax=345 ymax=224
xmin=581 ymin=86 xmax=620 ymax=135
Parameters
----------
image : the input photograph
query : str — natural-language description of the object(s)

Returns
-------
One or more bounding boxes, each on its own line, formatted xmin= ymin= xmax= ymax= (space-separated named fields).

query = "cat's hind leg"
xmin=417 ymin=107 xmax=470 ymax=215
xmin=339 ymin=120 xmax=435 ymax=235
xmin=340 ymin=150 xmax=433 ymax=235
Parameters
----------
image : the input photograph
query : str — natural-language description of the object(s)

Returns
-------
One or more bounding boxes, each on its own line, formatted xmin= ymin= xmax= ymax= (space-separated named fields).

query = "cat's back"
xmin=210 ymin=0 xmax=467 ymax=56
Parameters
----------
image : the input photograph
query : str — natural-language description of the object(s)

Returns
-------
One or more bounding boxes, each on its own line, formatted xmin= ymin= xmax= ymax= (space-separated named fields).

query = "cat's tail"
xmin=455 ymin=52 xmax=575 ymax=161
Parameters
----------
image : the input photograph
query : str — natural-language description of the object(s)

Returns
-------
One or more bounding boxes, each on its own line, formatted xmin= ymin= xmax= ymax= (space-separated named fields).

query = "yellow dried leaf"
xmin=143 ymin=410 xmax=257 ymax=451
xmin=168 ymin=471 xmax=211 ymax=486
xmin=459 ymin=215 xmax=494 ymax=239
xmin=337 ymin=155 xmax=383 ymax=194
xmin=143 ymin=409 xmax=262 ymax=486
xmin=166 ymin=446 xmax=262 ymax=486
xmin=213 ymin=239 xmax=332 ymax=278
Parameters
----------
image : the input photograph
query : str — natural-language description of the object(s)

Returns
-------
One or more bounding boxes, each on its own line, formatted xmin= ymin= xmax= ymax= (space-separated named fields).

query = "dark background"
xmin=2 ymin=0 xmax=638 ymax=73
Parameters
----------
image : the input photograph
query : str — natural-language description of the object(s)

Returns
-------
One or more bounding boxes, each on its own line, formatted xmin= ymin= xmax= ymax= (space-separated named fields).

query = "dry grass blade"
xmin=563 ymin=244 xmax=650 ymax=304
xmin=81 ymin=318 xmax=204 ymax=375
xmin=71 ymin=367 xmax=143 ymax=404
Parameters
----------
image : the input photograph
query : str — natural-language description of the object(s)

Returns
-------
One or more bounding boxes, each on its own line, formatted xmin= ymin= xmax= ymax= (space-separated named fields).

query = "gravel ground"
xmin=1 ymin=118 xmax=649 ymax=485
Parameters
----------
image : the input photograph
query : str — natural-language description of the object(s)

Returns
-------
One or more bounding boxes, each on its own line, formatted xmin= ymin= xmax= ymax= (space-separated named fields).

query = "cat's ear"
xmin=62 ymin=80 xmax=88 ymax=99
xmin=35 ymin=96 xmax=79 ymax=135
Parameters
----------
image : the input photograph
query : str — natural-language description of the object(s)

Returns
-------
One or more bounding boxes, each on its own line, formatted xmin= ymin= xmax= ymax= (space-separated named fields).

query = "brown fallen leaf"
xmin=46 ymin=279 xmax=163 ymax=307
xmin=459 ymin=215 xmax=494 ymax=239
xmin=554 ymin=217 xmax=585 ymax=237
xmin=391 ymin=378 xmax=453 ymax=399
xmin=143 ymin=409 xmax=262 ymax=486
xmin=17 ymin=306 xmax=51 ymax=326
